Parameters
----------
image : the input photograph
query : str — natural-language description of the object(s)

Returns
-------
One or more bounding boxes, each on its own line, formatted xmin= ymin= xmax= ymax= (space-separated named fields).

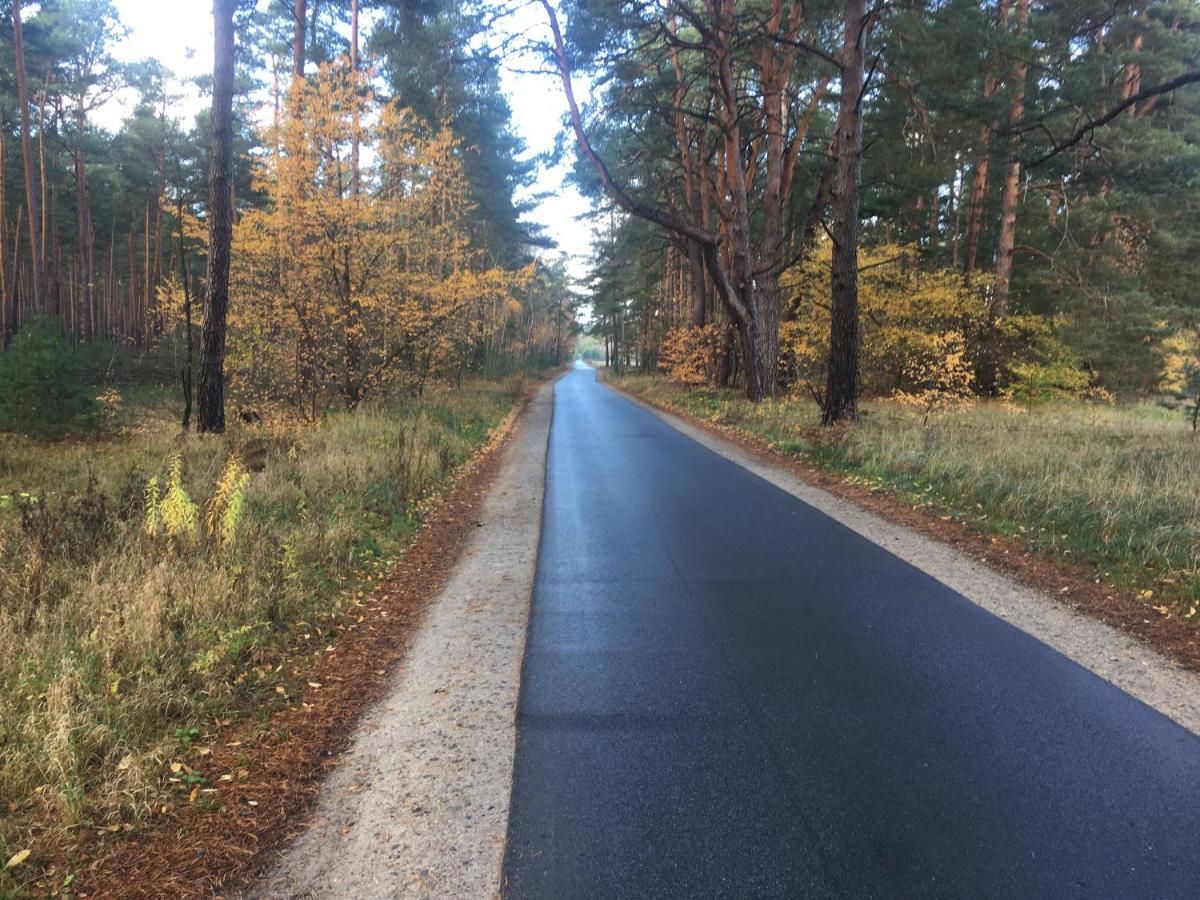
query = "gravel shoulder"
xmin=249 ymin=379 xmax=554 ymax=899
xmin=613 ymin=382 xmax=1200 ymax=738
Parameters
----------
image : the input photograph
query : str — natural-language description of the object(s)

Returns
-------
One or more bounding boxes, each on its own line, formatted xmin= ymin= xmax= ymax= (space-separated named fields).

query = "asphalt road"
xmin=501 ymin=367 xmax=1200 ymax=899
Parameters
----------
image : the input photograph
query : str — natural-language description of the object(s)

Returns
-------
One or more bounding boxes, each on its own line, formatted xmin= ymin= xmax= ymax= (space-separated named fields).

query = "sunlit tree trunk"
xmin=984 ymin=0 xmax=1030 ymax=393
xmin=963 ymin=0 xmax=1013 ymax=281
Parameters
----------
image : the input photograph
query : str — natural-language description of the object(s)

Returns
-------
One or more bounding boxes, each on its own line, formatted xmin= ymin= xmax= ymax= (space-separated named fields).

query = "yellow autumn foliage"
xmin=227 ymin=59 xmax=537 ymax=418
xmin=782 ymin=239 xmax=1089 ymax=400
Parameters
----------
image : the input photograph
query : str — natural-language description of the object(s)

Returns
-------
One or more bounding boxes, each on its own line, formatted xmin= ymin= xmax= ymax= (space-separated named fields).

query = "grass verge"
xmin=0 ymin=376 xmax=529 ymax=894
xmin=613 ymin=373 xmax=1200 ymax=620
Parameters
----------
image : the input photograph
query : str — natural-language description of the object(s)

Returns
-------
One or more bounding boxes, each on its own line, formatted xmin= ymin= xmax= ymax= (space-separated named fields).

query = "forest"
xmin=0 ymin=0 xmax=571 ymax=430
xmin=563 ymin=0 xmax=1199 ymax=416
xmin=0 ymin=0 xmax=570 ymax=890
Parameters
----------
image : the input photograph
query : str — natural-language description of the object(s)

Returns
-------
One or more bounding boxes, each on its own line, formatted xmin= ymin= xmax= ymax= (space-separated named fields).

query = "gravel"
xmin=248 ymin=380 xmax=554 ymax=899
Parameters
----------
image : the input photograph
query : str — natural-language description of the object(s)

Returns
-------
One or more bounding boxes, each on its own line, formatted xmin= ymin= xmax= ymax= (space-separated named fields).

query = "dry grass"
xmin=0 ymin=377 xmax=524 ymax=881
xmin=616 ymin=373 xmax=1200 ymax=613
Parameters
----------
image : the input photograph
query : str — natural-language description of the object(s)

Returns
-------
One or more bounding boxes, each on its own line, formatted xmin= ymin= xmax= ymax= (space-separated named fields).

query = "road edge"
xmin=246 ymin=376 xmax=556 ymax=898
xmin=604 ymin=375 xmax=1200 ymax=737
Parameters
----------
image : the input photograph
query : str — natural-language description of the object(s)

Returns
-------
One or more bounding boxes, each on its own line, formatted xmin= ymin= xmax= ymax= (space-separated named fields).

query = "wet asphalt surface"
xmin=501 ymin=367 xmax=1200 ymax=899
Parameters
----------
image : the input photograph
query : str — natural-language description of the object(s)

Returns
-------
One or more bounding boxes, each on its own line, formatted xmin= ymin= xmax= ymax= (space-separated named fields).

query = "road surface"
xmin=502 ymin=367 xmax=1200 ymax=898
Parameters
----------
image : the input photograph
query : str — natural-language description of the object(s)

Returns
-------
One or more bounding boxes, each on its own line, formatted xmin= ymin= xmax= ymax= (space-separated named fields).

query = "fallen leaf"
xmin=5 ymin=849 xmax=31 ymax=870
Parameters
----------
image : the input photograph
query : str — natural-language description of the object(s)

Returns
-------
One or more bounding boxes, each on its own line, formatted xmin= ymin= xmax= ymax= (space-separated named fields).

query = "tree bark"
xmin=13 ymin=0 xmax=42 ymax=314
xmin=963 ymin=0 xmax=1013 ymax=281
xmin=822 ymin=0 xmax=867 ymax=424
xmin=986 ymin=0 xmax=1031 ymax=392
xmin=350 ymin=0 xmax=360 ymax=198
xmin=0 ymin=137 xmax=7 ymax=343
xmin=179 ymin=195 xmax=194 ymax=431
xmin=74 ymin=98 xmax=96 ymax=341
xmin=198 ymin=0 xmax=236 ymax=434
xmin=292 ymin=0 xmax=307 ymax=78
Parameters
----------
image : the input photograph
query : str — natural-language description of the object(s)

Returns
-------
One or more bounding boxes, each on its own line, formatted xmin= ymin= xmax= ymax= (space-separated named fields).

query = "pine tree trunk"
xmin=74 ymin=101 xmax=95 ymax=341
xmin=292 ymin=0 xmax=307 ymax=78
xmin=13 ymin=0 xmax=42 ymax=314
xmin=350 ymin=0 xmax=360 ymax=198
xmin=984 ymin=0 xmax=1031 ymax=393
xmin=963 ymin=0 xmax=1013 ymax=280
xmin=0 ymin=138 xmax=7 ymax=344
xmin=198 ymin=0 xmax=236 ymax=434
xmin=179 ymin=197 xmax=194 ymax=431
xmin=823 ymin=0 xmax=867 ymax=425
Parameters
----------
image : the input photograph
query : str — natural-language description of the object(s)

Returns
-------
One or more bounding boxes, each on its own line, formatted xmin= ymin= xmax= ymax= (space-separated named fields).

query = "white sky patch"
xmin=100 ymin=0 xmax=596 ymax=275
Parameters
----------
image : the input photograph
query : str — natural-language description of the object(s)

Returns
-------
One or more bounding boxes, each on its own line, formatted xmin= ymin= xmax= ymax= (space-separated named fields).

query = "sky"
xmin=102 ymin=0 xmax=596 ymax=274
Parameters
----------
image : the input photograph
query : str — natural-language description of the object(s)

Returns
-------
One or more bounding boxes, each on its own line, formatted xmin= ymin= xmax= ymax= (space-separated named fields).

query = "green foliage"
xmin=1001 ymin=348 xmax=1096 ymax=405
xmin=0 ymin=320 xmax=103 ymax=440
xmin=143 ymin=454 xmax=199 ymax=543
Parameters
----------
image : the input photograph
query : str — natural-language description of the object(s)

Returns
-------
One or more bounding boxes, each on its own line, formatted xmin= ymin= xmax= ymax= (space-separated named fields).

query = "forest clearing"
xmin=2 ymin=0 xmax=1199 ymax=895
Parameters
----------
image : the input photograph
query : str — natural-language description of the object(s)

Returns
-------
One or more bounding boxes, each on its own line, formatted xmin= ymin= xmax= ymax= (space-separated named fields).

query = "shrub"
xmin=0 ymin=319 xmax=102 ymax=439
xmin=893 ymin=331 xmax=976 ymax=423
xmin=659 ymin=323 xmax=723 ymax=386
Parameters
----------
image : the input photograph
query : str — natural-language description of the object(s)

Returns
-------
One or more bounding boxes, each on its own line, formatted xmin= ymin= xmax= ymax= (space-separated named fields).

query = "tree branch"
xmin=1026 ymin=69 xmax=1200 ymax=169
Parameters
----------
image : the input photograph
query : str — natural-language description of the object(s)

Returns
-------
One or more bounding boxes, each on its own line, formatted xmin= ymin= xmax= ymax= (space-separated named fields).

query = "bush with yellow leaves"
xmin=893 ymin=331 xmax=976 ymax=424
xmin=782 ymin=240 xmax=1093 ymax=400
xmin=205 ymin=455 xmax=251 ymax=548
xmin=658 ymin=323 xmax=724 ymax=386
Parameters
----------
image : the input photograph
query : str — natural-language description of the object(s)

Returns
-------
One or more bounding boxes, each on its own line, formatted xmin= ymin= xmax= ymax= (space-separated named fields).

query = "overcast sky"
xmin=101 ymin=0 xmax=595 ymax=274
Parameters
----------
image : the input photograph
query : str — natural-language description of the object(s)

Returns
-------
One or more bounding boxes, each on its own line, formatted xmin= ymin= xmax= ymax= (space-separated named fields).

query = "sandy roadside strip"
xmin=611 ymin=381 xmax=1200 ymax=738
xmin=247 ymin=379 xmax=554 ymax=899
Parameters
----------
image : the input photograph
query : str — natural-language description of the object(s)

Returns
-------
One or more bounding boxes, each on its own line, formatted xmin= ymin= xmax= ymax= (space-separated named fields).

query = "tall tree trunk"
xmin=984 ymin=0 xmax=1031 ymax=393
xmin=143 ymin=196 xmax=152 ymax=335
xmin=198 ymin=0 xmax=236 ymax=434
xmin=948 ymin=162 xmax=964 ymax=268
xmin=179 ymin=196 xmax=194 ymax=430
xmin=75 ymin=101 xmax=96 ymax=341
xmin=0 ymin=138 xmax=7 ymax=343
xmin=668 ymin=22 xmax=709 ymax=328
xmin=292 ymin=0 xmax=307 ymax=78
xmin=350 ymin=0 xmax=360 ymax=198
xmin=13 ymin=0 xmax=42 ymax=314
xmin=37 ymin=82 xmax=48 ymax=312
xmin=823 ymin=0 xmax=867 ymax=425
xmin=963 ymin=0 xmax=1013 ymax=280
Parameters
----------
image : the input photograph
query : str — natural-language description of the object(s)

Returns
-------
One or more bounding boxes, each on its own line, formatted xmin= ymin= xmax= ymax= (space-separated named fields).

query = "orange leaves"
xmin=227 ymin=59 xmax=534 ymax=415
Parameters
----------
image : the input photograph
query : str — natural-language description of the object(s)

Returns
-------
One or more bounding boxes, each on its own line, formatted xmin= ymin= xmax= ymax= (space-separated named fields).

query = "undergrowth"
xmin=0 ymin=376 xmax=525 ymax=881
